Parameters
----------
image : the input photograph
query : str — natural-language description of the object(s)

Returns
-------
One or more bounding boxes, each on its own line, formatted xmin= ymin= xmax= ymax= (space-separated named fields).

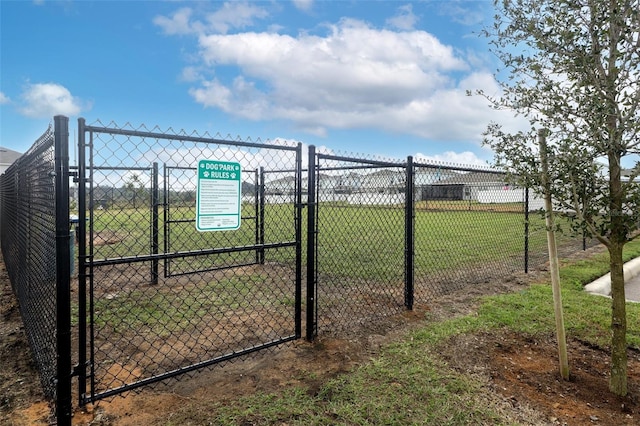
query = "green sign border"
xmin=195 ymin=159 xmax=242 ymax=232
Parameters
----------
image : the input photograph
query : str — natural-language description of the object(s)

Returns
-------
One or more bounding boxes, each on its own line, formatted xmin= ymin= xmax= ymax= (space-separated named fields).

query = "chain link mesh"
xmin=313 ymin=152 xmax=409 ymax=332
xmin=0 ymin=125 xmax=58 ymax=399
xmin=2 ymin=118 xmax=600 ymax=406
xmin=413 ymin=164 xmax=527 ymax=301
xmin=78 ymin=121 xmax=302 ymax=401
xmin=311 ymin=154 xmax=598 ymax=332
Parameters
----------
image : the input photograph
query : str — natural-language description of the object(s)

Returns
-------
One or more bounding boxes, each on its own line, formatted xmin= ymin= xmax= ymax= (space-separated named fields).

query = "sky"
xmin=0 ymin=0 xmax=527 ymax=167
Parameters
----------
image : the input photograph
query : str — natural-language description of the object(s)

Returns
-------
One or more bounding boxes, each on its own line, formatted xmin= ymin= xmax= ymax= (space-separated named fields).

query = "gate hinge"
xmin=71 ymin=363 xmax=86 ymax=378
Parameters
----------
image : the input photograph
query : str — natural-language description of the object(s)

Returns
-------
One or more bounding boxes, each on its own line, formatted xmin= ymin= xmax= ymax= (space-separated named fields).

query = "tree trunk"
xmin=608 ymin=146 xmax=628 ymax=396
xmin=609 ymin=239 xmax=628 ymax=395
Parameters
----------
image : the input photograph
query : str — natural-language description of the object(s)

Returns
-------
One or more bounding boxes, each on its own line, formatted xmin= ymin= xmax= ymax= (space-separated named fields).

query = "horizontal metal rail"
xmin=83 ymin=335 xmax=299 ymax=404
xmin=91 ymin=241 xmax=297 ymax=266
xmin=84 ymin=124 xmax=298 ymax=152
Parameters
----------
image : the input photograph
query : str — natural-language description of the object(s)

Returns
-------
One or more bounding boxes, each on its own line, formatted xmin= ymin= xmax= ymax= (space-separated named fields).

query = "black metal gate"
xmin=76 ymin=119 xmax=303 ymax=403
xmin=163 ymin=165 xmax=262 ymax=277
xmin=306 ymin=149 xmax=412 ymax=337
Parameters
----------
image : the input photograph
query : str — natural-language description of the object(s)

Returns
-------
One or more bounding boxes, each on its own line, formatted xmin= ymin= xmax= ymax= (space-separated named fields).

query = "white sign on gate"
xmin=195 ymin=159 xmax=242 ymax=231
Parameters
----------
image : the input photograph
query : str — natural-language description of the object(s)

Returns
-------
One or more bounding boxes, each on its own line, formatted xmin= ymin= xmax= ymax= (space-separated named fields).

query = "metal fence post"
xmin=76 ymin=118 xmax=88 ymax=404
xmin=163 ymin=165 xmax=169 ymax=278
xmin=295 ymin=144 xmax=303 ymax=339
xmin=151 ymin=162 xmax=159 ymax=285
xmin=257 ymin=167 xmax=265 ymax=264
xmin=306 ymin=145 xmax=317 ymax=341
xmin=524 ymin=186 xmax=530 ymax=273
xmin=54 ymin=115 xmax=72 ymax=426
xmin=405 ymin=156 xmax=415 ymax=310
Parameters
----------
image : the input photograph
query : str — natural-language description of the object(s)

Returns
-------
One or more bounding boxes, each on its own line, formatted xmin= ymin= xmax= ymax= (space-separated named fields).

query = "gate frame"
xmin=305 ymin=150 xmax=415 ymax=340
xmin=162 ymin=165 xmax=262 ymax=277
xmin=75 ymin=118 xmax=304 ymax=404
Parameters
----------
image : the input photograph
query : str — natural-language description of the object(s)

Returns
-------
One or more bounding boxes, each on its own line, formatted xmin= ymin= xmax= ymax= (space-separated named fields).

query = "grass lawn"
xmin=87 ymin=202 xmax=581 ymax=280
xmin=72 ymin=201 xmax=640 ymax=424
xmin=156 ymin=239 xmax=640 ymax=425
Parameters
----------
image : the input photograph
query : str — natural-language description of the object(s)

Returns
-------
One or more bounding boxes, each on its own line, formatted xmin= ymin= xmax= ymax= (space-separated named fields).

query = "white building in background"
xmin=0 ymin=146 xmax=22 ymax=175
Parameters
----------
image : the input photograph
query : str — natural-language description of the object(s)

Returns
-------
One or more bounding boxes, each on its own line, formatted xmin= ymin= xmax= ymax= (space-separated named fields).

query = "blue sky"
xmin=1 ymin=0 xmax=525 ymax=166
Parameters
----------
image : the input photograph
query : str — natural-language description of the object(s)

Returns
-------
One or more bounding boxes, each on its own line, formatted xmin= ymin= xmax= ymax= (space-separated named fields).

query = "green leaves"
xmin=483 ymin=0 xmax=640 ymax=396
xmin=483 ymin=0 xmax=640 ymax=245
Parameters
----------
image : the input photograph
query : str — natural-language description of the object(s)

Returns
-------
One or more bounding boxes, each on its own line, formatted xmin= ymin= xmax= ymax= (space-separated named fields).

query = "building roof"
xmin=0 ymin=147 xmax=23 ymax=174
xmin=0 ymin=146 xmax=22 ymax=166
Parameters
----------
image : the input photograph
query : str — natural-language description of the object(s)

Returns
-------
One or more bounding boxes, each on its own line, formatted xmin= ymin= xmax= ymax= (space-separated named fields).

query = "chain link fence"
xmin=310 ymin=152 xmax=409 ymax=334
xmin=412 ymin=162 xmax=598 ymax=301
xmin=1 ymin=116 xmax=600 ymax=421
xmin=306 ymin=151 xmax=598 ymax=334
xmin=0 ymin=124 xmax=58 ymax=399
xmin=76 ymin=120 xmax=303 ymax=403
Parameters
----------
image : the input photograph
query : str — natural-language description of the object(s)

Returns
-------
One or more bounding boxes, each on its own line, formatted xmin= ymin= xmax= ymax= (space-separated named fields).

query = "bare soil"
xmin=2 ymin=245 xmax=639 ymax=425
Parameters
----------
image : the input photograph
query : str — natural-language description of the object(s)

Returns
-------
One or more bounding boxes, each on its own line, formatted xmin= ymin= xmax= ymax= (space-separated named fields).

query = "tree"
xmin=124 ymin=173 xmax=146 ymax=209
xmin=480 ymin=0 xmax=640 ymax=396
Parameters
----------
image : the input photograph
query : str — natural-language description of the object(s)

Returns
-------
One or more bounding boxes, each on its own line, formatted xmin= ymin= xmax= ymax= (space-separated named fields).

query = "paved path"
xmin=584 ymin=257 xmax=640 ymax=303
xmin=624 ymin=274 xmax=640 ymax=302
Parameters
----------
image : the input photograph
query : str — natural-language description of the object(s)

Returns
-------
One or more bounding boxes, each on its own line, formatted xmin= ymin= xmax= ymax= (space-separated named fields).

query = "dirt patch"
xmin=0 ymin=260 xmax=53 ymax=425
xmin=438 ymin=331 xmax=640 ymax=425
xmin=92 ymin=231 xmax=126 ymax=246
xmin=3 ymin=244 xmax=640 ymax=425
xmin=63 ymin=332 xmax=412 ymax=426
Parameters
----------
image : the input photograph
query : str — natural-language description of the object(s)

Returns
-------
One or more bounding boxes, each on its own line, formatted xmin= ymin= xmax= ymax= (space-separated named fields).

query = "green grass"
xmin=475 ymin=239 xmax=640 ymax=349
xmin=92 ymin=274 xmax=266 ymax=338
xmin=314 ymin=204 xmax=576 ymax=279
xmin=90 ymin=203 xmax=295 ymax=261
xmin=86 ymin=203 xmax=583 ymax=281
xmin=157 ymin=238 xmax=640 ymax=425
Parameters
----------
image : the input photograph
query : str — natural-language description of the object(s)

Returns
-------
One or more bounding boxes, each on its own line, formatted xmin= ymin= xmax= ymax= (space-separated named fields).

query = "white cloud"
xmin=205 ymin=2 xmax=269 ymax=34
xmin=0 ymin=92 xmax=9 ymax=104
xmin=180 ymin=66 xmax=203 ymax=82
xmin=153 ymin=7 xmax=197 ymax=35
xmin=158 ymin=7 xmax=525 ymax=145
xmin=188 ymin=19 xmax=483 ymax=134
xmin=18 ymin=83 xmax=84 ymax=118
xmin=386 ymin=4 xmax=418 ymax=31
xmin=154 ymin=2 xmax=269 ymax=36
xmin=438 ymin=2 xmax=487 ymax=27
xmin=379 ymin=71 xmax=529 ymax=141
xmin=292 ymin=0 xmax=313 ymax=12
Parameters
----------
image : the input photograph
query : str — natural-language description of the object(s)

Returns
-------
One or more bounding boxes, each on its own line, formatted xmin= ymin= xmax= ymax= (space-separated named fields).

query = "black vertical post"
xmin=151 ymin=162 xmax=159 ymax=285
xmin=87 ymin=129 xmax=96 ymax=401
xmin=404 ymin=157 xmax=415 ymax=310
xmin=76 ymin=118 xmax=87 ymax=404
xmin=258 ymin=167 xmax=265 ymax=264
xmin=306 ymin=145 xmax=317 ymax=341
xmin=524 ymin=186 xmax=530 ymax=273
xmin=163 ymin=166 xmax=169 ymax=278
xmin=294 ymin=144 xmax=303 ymax=339
xmin=54 ymin=115 xmax=72 ymax=426
xmin=254 ymin=169 xmax=259 ymax=263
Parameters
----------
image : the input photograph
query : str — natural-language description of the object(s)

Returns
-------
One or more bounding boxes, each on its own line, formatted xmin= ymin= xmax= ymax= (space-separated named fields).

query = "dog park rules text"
xmin=196 ymin=159 xmax=242 ymax=231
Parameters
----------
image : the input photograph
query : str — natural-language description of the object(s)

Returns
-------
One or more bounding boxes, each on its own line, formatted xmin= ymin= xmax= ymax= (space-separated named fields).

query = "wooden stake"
xmin=538 ymin=128 xmax=570 ymax=380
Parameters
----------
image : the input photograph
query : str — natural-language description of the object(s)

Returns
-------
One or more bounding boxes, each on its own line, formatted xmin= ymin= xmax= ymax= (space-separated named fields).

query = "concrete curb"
xmin=584 ymin=256 xmax=640 ymax=302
